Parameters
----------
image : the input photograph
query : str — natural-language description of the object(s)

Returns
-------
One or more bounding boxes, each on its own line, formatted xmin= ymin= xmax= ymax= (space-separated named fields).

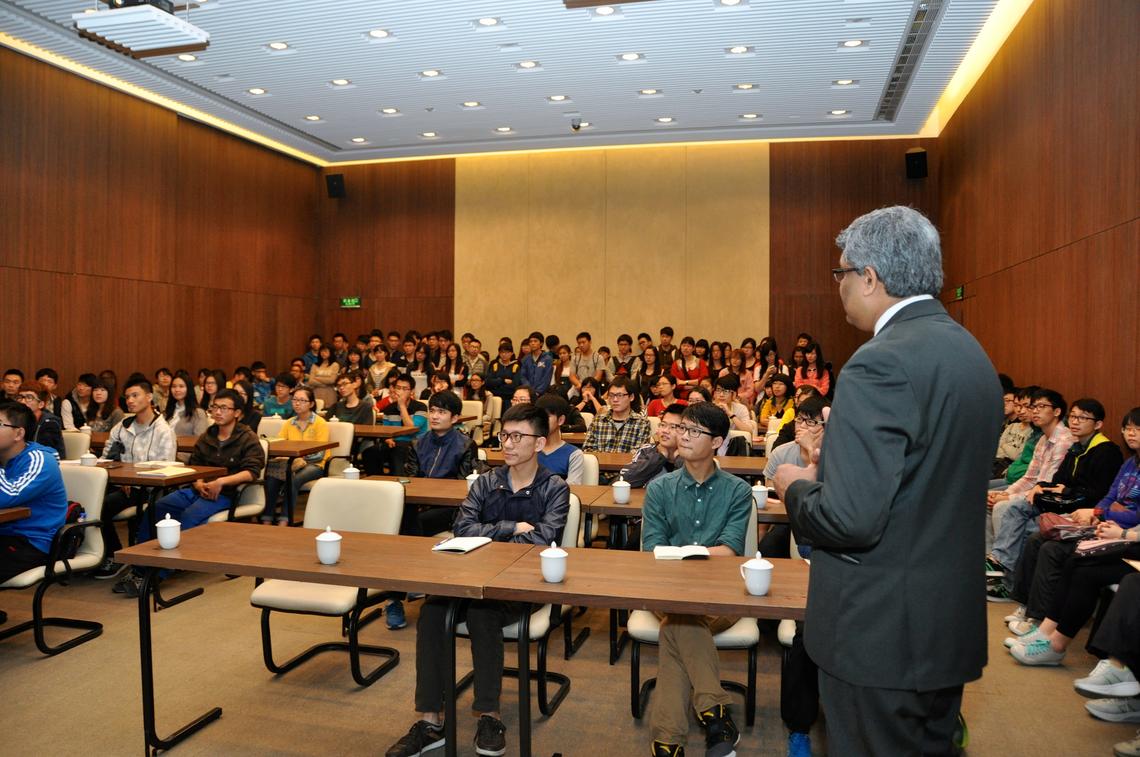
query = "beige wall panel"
xmin=604 ymin=148 xmax=688 ymax=345
xmin=684 ymin=144 xmax=770 ymax=346
xmin=455 ymin=156 xmax=531 ymax=344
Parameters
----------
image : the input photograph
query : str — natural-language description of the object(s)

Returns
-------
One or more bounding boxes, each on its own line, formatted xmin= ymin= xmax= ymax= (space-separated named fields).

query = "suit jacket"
xmin=786 ymin=298 xmax=1002 ymax=691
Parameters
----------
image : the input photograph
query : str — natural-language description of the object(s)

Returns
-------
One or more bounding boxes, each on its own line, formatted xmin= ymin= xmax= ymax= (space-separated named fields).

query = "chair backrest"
xmin=61 ymin=431 xmax=90 ymax=460
xmin=646 ymin=415 xmax=660 ymax=439
xmin=315 ymin=398 xmax=325 ymax=413
xmin=489 ymin=396 xmax=503 ymax=436
xmin=580 ymin=453 xmax=600 ymax=486
xmin=324 ymin=421 xmax=357 ymax=475
xmin=580 ymin=412 xmax=595 ymax=428
xmin=258 ymin=416 xmax=285 ymax=439
xmin=61 ymin=465 xmax=107 ymax=561
xmin=461 ymin=400 xmax=483 ymax=436
xmin=302 ymin=479 xmax=403 ymax=535
xmin=561 ymin=493 xmax=581 ymax=549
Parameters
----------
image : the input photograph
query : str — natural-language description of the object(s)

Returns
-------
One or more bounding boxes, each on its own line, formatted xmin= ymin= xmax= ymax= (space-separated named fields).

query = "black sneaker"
xmin=92 ymin=557 xmax=127 ymax=580
xmin=984 ymin=556 xmax=1006 ymax=578
xmin=113 ymin=572 xmax=145 ymax=598
xmin=385 ymin=720 xmax=445 ymax=757
xmin=986 ymin=581 xmax=1014 ymax=603
xmin=474 ymin=714 xmax=507 ymax=756
xmin=652 ymin=741 xmax=686 ymax=756
xmin=696 ymin=704 xmax=739 ymax=757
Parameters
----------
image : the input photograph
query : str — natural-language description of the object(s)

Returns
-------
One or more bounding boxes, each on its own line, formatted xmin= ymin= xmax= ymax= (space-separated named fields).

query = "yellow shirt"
xmin=282 ymin=414 xmax=331 ymax=465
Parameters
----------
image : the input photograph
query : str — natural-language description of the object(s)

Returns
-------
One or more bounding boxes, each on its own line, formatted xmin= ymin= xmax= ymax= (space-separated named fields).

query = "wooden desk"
xmin=484 ymin=449 xmax=766 ymax=477
xmin=88 ymin=431 xmax=198 ymax=454
xmin=104 ymin=463 xmax=225 ymax=489
xmin=267 ymin=440 xmax=339 ymax=525
xmin=562 ymin=432 xmax=587 ymax=446
xmin=484 ymin=548 xmax=809 ymax=756
xmin=116 ymin=522 xmax=533 ymax=757
xmin=351 ymin=424 xmax=418 ymax=440
xmin=756 ymin=498 xmax=788 ymax=524
xmin=0 ymin=506 xmax=31 ymax=524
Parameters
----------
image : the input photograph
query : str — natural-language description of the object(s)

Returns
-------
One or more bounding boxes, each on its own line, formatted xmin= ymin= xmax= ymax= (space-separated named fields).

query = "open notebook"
xmin=432 ymin=536 xmax=492 ymax=554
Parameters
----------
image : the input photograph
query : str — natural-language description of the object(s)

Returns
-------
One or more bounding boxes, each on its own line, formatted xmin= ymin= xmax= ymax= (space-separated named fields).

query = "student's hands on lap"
xmin=514 ymin=522 xmax=535 ymax=535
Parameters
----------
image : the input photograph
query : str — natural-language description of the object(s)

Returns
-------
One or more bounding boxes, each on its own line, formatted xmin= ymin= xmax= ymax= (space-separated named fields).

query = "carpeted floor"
xmin=2 ymin=559 xmax=1136 ymax=755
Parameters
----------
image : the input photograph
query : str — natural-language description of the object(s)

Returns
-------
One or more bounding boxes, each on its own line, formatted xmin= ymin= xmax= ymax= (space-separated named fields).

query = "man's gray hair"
xmin=835 ymin=206 xmax=943 ymax=297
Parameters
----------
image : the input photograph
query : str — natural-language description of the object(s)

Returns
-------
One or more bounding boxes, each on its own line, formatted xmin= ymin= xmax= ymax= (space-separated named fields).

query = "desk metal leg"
xmin=443 ymin=600 xmax=458 ymax=757
xmin=516 ymin=604 xmax=533 ymax=757
xmin=583 ymin=513 xmax=594 ymax=548
xmin=284 ymin=464 xmax=297 ymax=526
xmin=138 ymin=568 xmax=222 ymax=755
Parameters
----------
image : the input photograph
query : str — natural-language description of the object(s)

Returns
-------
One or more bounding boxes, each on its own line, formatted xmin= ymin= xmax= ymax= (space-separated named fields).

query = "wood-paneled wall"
xmin=0 ymin=47 xmax=320 ymax=387
xmin=939 ymin=0 xmax=1139 ymax=434
xmin=316 ymin=161 xmax=455 ymax=340
xmin=769 ymin=139 xmax=940 ymax=369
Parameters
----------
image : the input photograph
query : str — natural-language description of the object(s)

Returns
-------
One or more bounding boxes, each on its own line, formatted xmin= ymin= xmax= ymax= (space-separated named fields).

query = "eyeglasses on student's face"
xmin=795 ymin=417 xmax=824 ymax=428
xmin=291 ymin=397 xmax=312 ymax=405
xmin=608 ymin=392 xmax=630 ymax=401
xmin=676 ymin=425 xmax=714 ymax=439
xmin=497 ymin=431 xmax=543 ymax=445
xmin=1068 ymin=413 xmax=1096 ymax=423
xmin=1030 ymin=402 xmax=1054 ymax=411
xmin=209 ymin=404 xmax=236 ymax=413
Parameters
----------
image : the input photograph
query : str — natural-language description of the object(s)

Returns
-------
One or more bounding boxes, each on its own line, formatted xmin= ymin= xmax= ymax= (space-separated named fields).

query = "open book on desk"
xmin=653 ymin=545 xmax=710 ymax=560
xmin=135 ymin=465 xmax=197 ymax=478
xmin=432 ymin=536 xmax=492 ymax=554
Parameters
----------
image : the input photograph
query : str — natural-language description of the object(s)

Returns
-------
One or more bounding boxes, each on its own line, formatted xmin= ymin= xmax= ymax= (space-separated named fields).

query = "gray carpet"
xmin=2 ymin=563 xmax=1136 ymax=755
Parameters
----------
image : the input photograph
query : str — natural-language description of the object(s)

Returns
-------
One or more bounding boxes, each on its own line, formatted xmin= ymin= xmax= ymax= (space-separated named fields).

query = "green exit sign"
xmin=339 ymin=296 xmax=362 ymax=309
xmin=954 ymin=285 xmax=964 ymax=301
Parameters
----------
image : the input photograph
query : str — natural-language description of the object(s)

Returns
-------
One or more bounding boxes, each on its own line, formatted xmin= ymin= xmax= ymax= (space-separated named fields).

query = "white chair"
xmin=456 ymin=493 xmax=584 ymax=716
xmin=725 ymin=428 xmax=754 ymax=456
xmin=315 ymin=398 xmax=325 ymax=413
xmin=61 ymin=431 xmax=90 ymax=460
xmin=249 ymin=479 xmax=403 ymax=686
xmin=627 ymin=505 xmax=761 ymax=725
xmin=0 ymin=466 xmax=106 ymax=655
xmin=778 ymin=530 xmax=806 ymax=648
xmin=300 ymin=421 xmax=356 ymax=494
xmin=258 ymin=416 xmax=285 ymax=439
xmin=646 ymin=415 xmax=660 ymax=439
xmin=580 ymin=412 xmax=595 ymax=429
xmin=461 ymin=400 xmax=484 ymax=444
xmin=580 ymin=453 xmax=600 ymax=486
xmin=208 ymin=439 xmax=269 ymax=523
xmin=488 ymin=396 xmax=503 ymax=438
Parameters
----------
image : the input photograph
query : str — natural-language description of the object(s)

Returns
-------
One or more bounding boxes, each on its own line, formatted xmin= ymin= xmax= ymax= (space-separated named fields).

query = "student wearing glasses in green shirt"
xmin=641 ymin=402 xmax=753 ymax=757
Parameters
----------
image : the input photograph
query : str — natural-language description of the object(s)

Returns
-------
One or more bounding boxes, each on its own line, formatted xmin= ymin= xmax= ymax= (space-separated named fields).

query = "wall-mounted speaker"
xmin=325 ymin=173 xmax=346 ymax=198
xmin=905 ymin=148 xmax=928 ymax=180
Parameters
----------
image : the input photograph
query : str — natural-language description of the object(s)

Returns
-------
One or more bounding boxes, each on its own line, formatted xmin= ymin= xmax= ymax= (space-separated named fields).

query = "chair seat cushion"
xmin=113 ymin=506 xmax=138 ymax=521
xmin=457 ymin=604 xmax=553 ymax=640
xmin=626 ymin=610 xmax=758 ymax=648
xmin=0 ymin=554 xmax=101 ymax=589
xmin=777 ymin=618 xmax=797 ymax=647
xmin=251 ymin=579 xmax=381 ymax=615
xmin=207 ymin=503 xmax=265 ymax=523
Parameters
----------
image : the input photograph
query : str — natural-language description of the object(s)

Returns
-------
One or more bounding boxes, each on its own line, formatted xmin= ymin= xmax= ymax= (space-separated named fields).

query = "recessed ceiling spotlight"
xmin=728 ymin=45 xmax=750 ymax=54
xmin=834 ymin=79 xmax=855 ymax=85
xmin=421 ymin=131 xmax=438 ymax=138
xmin=247 ymin=87 xmax=266 ymax=95
xmin=350 ymin=137 xmax=367 ymax=143
xmin=639 ymin=88 xmax=660 ymax=95
xmin=741 ymin=113 xmax=760 ymax=119
xmin=548 ymin=94 xmax=568 ymax=102
xmin=331 ymin=78 xmax=351 ymax=86
xmin=177 ymin=53 xmax=197 ymax=62
xmin=462 ymin=101 xmax=481 ymax=108
xmin=734 ymin=83 xmax=755 ymax=90
xmin=304 ymin=115 xmax=321 ymax=121
xmin=368 ymin=28 xmax=390 ymax=39
xmin=477 ymin=17 xmax=500 ymax=26
xmin=495 ymin=126 xmax=512 ymax=133
xmin=656 ymin=116 xmax=674 ymax=123
xmin=579 ymin=121 xmax=592 ymax=128
xmin=268 ymin=41 xmax=288 ymax=50
xmin=719 ymin=0 xmax=743 ymax=6
xmin=518 ymin=60 xmax=538 ymax=69
xmin=380 ymin=107 xmax=399 ymax=115
xmin=842 ymin=39 xmax=864 ymax=47
xmin=830 ymin=109 xmax=849 ymax=115
xmin=421 ymin=69 xmax=441 ymax=77
xmin=620 ymin=52 xmax=643 ymax=61
xmin=594 ymin=5 xmax=615 ymax=15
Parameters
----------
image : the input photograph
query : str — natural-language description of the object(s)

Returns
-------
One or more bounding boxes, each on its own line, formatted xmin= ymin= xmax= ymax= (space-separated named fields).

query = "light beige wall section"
xmin=455 ymin=143 xmax=770 ymax=350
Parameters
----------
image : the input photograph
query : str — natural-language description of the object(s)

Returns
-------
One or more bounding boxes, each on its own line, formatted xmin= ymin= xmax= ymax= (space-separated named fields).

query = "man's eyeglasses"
xmin=1030 ymin=402 xmax=1054 ymax=411
xmin=497 ymin=431 xmax=543 ymax=445
xmin=1068 ymin=413 xmax=1097 ymax=423
xmin=677 ymin=425 xmax=714 ymax=439
xmin=208 ymin=404 xmax=236 ymax=412
xmin=659 ymin=422 xmax=684 ymax=432
xmin=608 ymin=392 xmax=630 ymax=400
xmin=794 ymin=417 xmax=824 ymax=428
xmin=0 ymin=421 xmax=21 ymax=430
xmin=17 ymin=394 xmax=40 ymax=402
xmin=291 ymin=398 xmax=312 ymax=405
xmin=831 ymin=266 xmax=861 ymax=283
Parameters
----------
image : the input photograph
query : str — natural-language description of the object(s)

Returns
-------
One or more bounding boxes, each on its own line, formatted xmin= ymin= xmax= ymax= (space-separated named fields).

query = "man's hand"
xmin=514 ymin=521 xmax=535 ymax=535
xmin=987 ymin=490 xmax=1009 ymax=508
xmin=773 ymin=450 xmax=819 ymax=501
xmin=197 ymin=479 xmax=223 ymax=501
xmin=1071 ymin=507 xmax=1097 ymax=525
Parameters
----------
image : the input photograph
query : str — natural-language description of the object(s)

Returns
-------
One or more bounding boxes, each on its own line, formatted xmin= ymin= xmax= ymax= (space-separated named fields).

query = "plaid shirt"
xmin=1006 ymin=423 xmax=1076 ymax=496
xmin=583 ymin=410 xmax=651 ymax=453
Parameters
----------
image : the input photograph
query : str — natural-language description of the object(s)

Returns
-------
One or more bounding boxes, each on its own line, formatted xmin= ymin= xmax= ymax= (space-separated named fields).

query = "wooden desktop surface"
xmin=103 ymin=463 xmax=226 ymax=488
xmin=351 ymin=424 xmax=418 ymax=439
xmin=483 ymin=449 xmax=766 ymax=476
xmin=485 ymin=547 xmax=808 ymax=620
xmin=87 ymin=431 xmax=197 ymax=454
xmin=115 ymin=521 xmax=532 ymax=598
xmin=267 ymin=440 xmax=339 ymax=457
xmin=0 ymin=506 xmax=32 ymax=524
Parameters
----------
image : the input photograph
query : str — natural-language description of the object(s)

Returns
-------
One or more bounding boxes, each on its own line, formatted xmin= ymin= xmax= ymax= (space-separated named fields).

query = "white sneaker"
xmin=1010 ymin=637 xmax=1065 ymax=666
xmin=1008 ymin=619 xmax=1038 ymax=636
xmin=1075 ymin=660 xmax=1140 ymax=698
xmin=1115 ymin=728 xmax=1140 ymax=756
xmin=1004 ymin=605 xmax=1027 ymax=624
xmin=1086 ymin=698 xmax=1140 ymax=723
xmin=1004 ymin=626 xmax=1043 ymax=649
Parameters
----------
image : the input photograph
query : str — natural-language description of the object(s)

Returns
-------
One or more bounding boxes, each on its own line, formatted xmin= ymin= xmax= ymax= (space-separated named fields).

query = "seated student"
xmin=231 ymin=380 xmax=262 ymax=433
xmin=61 ymin=373 xmax=96 ymax=430
xmin=249 ymin=362 xmax=272 ymax=409
xmin=645 ymin=373 xmax=685 ymax=418
xmin=262 ymin=386 xmax=330 ymax=526
xmin=262 ymin=372 xmax=297 ymax=419
xmin=1079 ymin=572 xmax=1140 ymax=730
xmin=536 ymin=393 xmax=586 ymax=484
xmin=85 ymin=380 xmax=124 ymax=433
xmin=640 ymin=403 xmax=751 ymax=757
xmin=14 ymin=383 xmax=65 ymax=459
xmin=34 ymin=368 xmax=64 ymax=417
xmin=767 ymin=381 xmax=811 ymax=454
xmin=361 ymin=374 xmax=428 ymax=476
xmin=583 ymin=376 xmax=651 ymax=455
xmin=711 ymin=374 xmax=753 ymax=456
xmin=510 ymin=384 xmax=534 ymax=408
xmin=574 ymin=376 xmax=607 ymax=417
xmin=485 ymin=341 xmax=520 ymax=406
xmin=163 ymin=370 xmax=211 ymax=437
xmin=385 ymin=404 xmax=569 ymax=757
xmin=463 ymin=373 xmax=495 ymax=442
xmin=986 ymin=388 xmax=1076 ymax=575
xmin=327 ymin=371 xmax=375 ymax=425
xmin=987 ymin=397 xmax=1121 ymax=600
xmin=992 ymin=387 xmax=1036 ymax=481
xmin=620 ymin=403 xmax=685 ymax=487
xmin=419 ymin=371 xmax=454 ymax=401
xmin=761 ymin=397 xmax=829 ymax=556
xmin=114 ymin=388 xmax=264 ymax=596
xmin=2 ymin=369 xmax=24 ymax=402
xmin=93 ymin=377 xmax=177 ymax=579
xmin=0 ymin=402 xmax=68 ymax=607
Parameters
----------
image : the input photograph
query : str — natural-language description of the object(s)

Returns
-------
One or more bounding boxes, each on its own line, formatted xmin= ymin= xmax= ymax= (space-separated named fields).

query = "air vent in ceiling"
xmin=875 ymin=0 xmax=944 ymax=121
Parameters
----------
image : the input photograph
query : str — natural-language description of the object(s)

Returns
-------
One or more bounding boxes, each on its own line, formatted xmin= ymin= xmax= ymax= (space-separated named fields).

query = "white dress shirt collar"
xmin=874 ymin=294 xmax=934 ymax=336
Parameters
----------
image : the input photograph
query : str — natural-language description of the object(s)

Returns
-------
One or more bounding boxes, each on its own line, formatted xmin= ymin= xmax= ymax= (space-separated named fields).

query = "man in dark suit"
xmin=774 ymin=206 xmax=1003 ymax=755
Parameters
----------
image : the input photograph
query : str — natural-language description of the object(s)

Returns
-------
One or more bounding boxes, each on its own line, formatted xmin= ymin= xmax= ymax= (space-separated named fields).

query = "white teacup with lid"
xmin=79 ymin=424 xmax=93 ymax=434
xmin=80 ymin=452 xmax=98 ymax=467
xmin=540 ymin=541 xmax=568 ymax=583
xmin=612 ymin=475 xmax=631 ymax=504
xmin=751 ymin=483 xmax=768 ymax=510
xmin=316 ymin=526 xmax=342 ymax=565
xmin=328 ymin=415 xmax=340 ymax=422
xmin=466 ymin=472 xmax=479 ymax=491
xmin=342 ymin=464 xmax=360 ymax=480
xmin=740 ymin=552 xmax=774 ymax=596
xmin=156 ymin=513 xmax=181 ymax=549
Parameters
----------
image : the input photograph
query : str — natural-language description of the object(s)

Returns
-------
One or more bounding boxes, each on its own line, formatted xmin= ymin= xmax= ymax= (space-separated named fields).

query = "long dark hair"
xmin=88 ymin=379 xmax=115 ymax=421
xmin=638 ymin=346 xmax=664 ymax=378
xmin=797 ymin=341 xmax=826 ymax=381
xmin=164 ymin=370 xmax=201 ymax=422
xmin=200 ymin=369 xmax=227 ymax=410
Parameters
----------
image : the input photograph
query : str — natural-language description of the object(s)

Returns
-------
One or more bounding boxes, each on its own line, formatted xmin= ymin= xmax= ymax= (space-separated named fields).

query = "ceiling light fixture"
xmin=477 ymin=17 xmax=500 ymax=26
xmin=421 ymin=69 xmax=441 ymax=77
xmin=719 ymin=0 xmax=743 ymax=6
xmin=304 ymin=115 xmax=321 ymax=121
xmin=177 ymin=53 xmax=196 ymax=62
xmin=420 ymin=131 xmax=438 ymax=138
xmin=462 ymin=101 xmax=481 ymax=108
xmin=830 ymin=109 xmax=849 ymax=115
xmin=842 ymin=39 xmax=864 ymax=47
xmin=594 ymin=6 xmax=615 ymax=15
xmin=639 ymin=88 xmax=659 ymax=95
xmin=380 ymin=107 xmax=399 ymax=115
xmin=268 ymin=41 xmax=288 ymax=50
xmin=548 ymin=94 xmax=567 ymax=102
xmin=734 ymin=83 xmax=755 ymax=90
xmin=367 ymin=29 xmax=390 ymax=39
xmin=835 ymin=79 xmax=855 ymax=85
xmin=495 ymin=126 xmax=512 ymax=133
xmin=518 ymin=60 xmax=538 ymax=68
xmin=247 ymin=87 xmax=266 ymax=95
xmin=620 ymin=52 xmax=642 ymax=61
xmin=741 ymin=113 xmax=759 ymax=119
xmin=331 ymin=78 xmax=350 ymax=86
xmin=728 ymin=45 xmax=749 ymax=54
xmin=656 ymin=116 xmax=674 ymax=123
xmin=351 ymin=137 xmax=367 ymax=143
